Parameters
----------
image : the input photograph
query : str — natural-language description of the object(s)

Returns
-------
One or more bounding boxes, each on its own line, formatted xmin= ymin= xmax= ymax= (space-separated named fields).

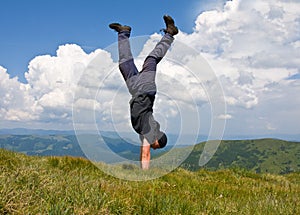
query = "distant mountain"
xmin=0 ymin=132 xmax=299 ymax=174
xmin=0 ymin=135 xmax=85 ymax=157
xmin=223 ymin=134 xmax=300 ymax=143
xmin=0 ymin=128 xmax=208 ymax=146
xmin=181 ymin=138 xmax=300 ymax=174
xmin=0 ymin=128 xmax=75 ymax=135
xmin=0 ymin=134 xmax=168 ymax=162
xmin=1 ymin=128 xmax=299 ymax=143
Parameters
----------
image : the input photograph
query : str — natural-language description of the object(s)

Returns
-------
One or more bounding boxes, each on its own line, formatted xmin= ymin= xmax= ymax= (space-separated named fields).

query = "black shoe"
xmin=109 ymin=23 xmax=131 ymax=33
xmin=163 ymin=15 xmax=178 ymax=36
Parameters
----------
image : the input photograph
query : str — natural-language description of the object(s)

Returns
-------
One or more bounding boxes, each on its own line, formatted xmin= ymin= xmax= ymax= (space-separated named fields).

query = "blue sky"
xmin=0 ymin=0 xmax=226 ymax=83
xmin=0 ymin=0 xmax=299 ymax=141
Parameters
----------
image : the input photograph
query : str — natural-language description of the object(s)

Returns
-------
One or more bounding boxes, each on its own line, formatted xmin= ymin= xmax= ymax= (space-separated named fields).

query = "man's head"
xmin=151 ymin=132 xmax=167 ymax=149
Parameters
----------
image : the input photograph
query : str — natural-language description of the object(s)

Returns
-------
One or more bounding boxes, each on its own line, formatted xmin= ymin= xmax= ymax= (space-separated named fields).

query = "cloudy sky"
xmin=0 ymin=0 xmax=299 ymax=141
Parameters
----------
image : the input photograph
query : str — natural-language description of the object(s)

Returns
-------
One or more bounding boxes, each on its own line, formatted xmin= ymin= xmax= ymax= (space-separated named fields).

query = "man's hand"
xmin=140 ymin=138 xmax=151 ymax=170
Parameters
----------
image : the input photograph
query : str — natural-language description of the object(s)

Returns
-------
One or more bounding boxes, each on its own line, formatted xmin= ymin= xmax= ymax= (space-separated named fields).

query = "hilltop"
xmin=0 ymin=148 xmax=299 ymax=214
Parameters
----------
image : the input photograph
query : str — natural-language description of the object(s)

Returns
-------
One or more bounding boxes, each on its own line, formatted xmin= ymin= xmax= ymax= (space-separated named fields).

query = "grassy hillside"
xmin=0 ymin=149 xmax=299 ymax=214
xmin=181 ymin=138 xmax=300 ymax=174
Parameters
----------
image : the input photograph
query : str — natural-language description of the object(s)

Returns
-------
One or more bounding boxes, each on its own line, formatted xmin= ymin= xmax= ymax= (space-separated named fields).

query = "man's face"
xmin=151 ymin=140 xmax=160 ymax=150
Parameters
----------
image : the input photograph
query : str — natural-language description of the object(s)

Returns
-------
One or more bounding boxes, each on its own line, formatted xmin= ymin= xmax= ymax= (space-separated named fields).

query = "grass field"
xmin=0 ymin=148 xmax=299 ymax=214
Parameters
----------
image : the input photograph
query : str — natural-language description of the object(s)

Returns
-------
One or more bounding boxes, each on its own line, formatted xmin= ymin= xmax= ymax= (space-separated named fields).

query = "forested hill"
xmin=182 ymin=138 xmax=300 ymax=174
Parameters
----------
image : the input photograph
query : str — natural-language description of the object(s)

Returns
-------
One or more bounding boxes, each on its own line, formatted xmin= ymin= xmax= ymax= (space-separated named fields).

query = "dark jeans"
xmin=118 ymin=31 xmax=174 ymax=96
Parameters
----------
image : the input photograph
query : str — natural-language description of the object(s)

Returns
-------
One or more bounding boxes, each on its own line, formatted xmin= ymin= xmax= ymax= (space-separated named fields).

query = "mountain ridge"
xmin=1 ymin=128 xmax=299 ymax=142
xmin=0 ymin=133 xmax=299 ymax=174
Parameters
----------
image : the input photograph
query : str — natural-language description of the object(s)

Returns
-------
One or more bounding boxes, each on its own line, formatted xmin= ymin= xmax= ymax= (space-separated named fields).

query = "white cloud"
xmin=266 ymin=122 xmax=277 ymax=131
xmin=180 ymin=0 xmax=299 ymax=114
xmin=177 ymin=0 xmax=300 ymax=135
xmin=0 ymin=66 xmax=41 ymax=121
xmin=218 ymin=114 xmax=232 ymax=120
xmin=0 ymin=44 xmax=116 ymax=128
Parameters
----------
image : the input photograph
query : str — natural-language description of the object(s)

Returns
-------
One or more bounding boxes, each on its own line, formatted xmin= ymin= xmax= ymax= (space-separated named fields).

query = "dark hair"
xmin=158 ymin=132 xmax=167 ymax=148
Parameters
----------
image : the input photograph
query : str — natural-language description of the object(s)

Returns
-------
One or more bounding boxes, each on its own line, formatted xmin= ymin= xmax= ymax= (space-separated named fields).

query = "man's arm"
xmin=140 ymin=138 xmax=151 ymax=170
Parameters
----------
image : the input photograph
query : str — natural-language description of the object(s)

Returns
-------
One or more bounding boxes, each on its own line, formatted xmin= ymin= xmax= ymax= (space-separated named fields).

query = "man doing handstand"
xmin=109 ymin=15 xmax=178 ymax=169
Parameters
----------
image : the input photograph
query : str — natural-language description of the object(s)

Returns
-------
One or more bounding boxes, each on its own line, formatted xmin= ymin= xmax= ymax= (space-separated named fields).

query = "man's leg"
xmin=141 ymin=33 xmax=174 ymax=73
xmin=118 ymin=31 xmax=140 ymax=95
xmin=110 ymin=23 xmax=138 ymax=95
xmin=140 ymin=14 xmax=178 ymax=75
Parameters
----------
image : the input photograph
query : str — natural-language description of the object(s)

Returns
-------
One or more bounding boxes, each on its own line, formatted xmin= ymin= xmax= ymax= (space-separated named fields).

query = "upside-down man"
xmin=109 ymin=15 xmax=178 ymax=169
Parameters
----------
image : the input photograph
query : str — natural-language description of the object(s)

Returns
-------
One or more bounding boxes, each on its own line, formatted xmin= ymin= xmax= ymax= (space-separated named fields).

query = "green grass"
xmin=0 ymin=148 xmax=299 ymax=214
